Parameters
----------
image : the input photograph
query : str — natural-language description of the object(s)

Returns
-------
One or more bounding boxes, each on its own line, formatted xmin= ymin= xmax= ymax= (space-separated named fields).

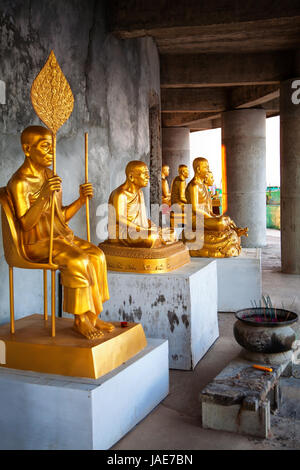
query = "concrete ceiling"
xmin=108 ymin=1 xmax=300 ymax=130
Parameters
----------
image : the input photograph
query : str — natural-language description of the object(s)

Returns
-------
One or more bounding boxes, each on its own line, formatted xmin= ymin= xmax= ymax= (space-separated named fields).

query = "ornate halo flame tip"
xmin=30 ymin=50 xmax=74 ymax=134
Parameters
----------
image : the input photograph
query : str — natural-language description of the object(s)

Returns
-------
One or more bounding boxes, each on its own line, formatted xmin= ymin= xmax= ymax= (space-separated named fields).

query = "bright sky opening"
xmin=190 ymin=116 xmax=280 ymax=188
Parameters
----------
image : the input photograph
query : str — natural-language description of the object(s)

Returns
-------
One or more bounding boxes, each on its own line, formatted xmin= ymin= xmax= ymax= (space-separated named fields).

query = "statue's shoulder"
xmin=7 ymin=164 xmax=28 ymax=193
xmin=108 ymin=184 xmax=125 ymax=204
xmin=186 ymin=178 xmax=197 ymax=190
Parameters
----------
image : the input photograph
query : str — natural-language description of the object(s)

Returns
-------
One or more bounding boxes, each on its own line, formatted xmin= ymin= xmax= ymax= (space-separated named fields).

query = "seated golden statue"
xmin=183 ymin=157 xmax=248 ymax=258
xmin=171 ymin=164 xmax=189 ymax=208
xmin=161 ymin=165 xmax=171 ymax=206
xmin=99 ymin=160 xmax=190 ymax=273
xmin=7 ymin=125 xmax=113 ymax=339
xmin=169 ymin=164 xmax=189 ymax=229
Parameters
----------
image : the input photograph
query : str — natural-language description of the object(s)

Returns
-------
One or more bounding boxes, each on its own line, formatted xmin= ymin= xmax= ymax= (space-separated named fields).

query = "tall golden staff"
xmin=30 ymin=50 xmax=74 ymax=336
xmin=85 ymin=132 xmax=91 ymax=242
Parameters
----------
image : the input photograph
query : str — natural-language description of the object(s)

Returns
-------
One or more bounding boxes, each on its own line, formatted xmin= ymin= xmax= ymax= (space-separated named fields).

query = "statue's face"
xmin=131 ymin=165 xmax=150 ymax=188
xmin=197 ymin=160 xmax=209 ymax=179
xmin=25 ymin=132 xmax=53 ymax=168
xmin=206 ymin=172 xmax=214 ymax=186
xmin=181 ymin=167 xmax=189 ymax=179
xmin=162 ymin=166 xmax=169 ymax=177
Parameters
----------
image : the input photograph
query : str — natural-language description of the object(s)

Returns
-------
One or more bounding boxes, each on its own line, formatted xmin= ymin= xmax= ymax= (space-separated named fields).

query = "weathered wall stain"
xmin=118 ymin=306 xmax=142 ymax=322
xmin=151 ymin=294 xmax=166 ymax=307
xmin=181 ymin=314 xmax=190 ymax=329
xmin=132 ymin=307 xmax=142 ymax=321
xmin=168 ymin=311 xmax=179 ymax=333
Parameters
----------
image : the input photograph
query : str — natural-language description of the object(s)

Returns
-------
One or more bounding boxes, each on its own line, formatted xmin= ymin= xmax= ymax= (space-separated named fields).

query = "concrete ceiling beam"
xmin=161 ymin=88 xmax=228 ymax=112
xmin=188 ymin=117 xmax=222 ymax=131
xmin=109 ymin=1 xmax=300 ymax=36
xmin=162 ymin=112 xmax=220 ymax=128
xmin=160 ymin=52 xmax=294 ymax=87
xmin=229 ymin=85 xmax=280 ymax=108
xmin=262 ymin=98 xmax=280 ymax=113
xmin=161 ymin=85 xmax=280 ymax=112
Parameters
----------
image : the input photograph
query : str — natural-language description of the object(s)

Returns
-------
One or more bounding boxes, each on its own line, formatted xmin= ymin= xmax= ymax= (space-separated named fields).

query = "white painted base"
xmin=197 ymin=248 xmax=262 ymax=312
xmin=0 ymin=338 xmax=168 ymax=450
xmin=103 ymin=259 xmax=219 ymax=370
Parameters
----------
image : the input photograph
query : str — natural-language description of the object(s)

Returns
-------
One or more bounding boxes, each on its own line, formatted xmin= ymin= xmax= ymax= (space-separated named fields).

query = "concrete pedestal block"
xmin=103 ymin=259 xmax=219 ymax=369
xmin=202 ymin=400 xmax=270 ymax=438
xmin=0 ymin=339 xmax=168 ymax=450
xmin=198 ymin=248 xmax=262 ymax=312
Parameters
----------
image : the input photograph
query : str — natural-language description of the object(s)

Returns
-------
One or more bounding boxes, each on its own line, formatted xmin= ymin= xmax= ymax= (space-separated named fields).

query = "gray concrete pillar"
xmin=280 ymin=79 xmax=300 ymax=273
xmin=0 ymin=80 xmax=5 ymax=104
xmin=162 ymin=127 xmax=191 ymax=184
xmin=222 ymin=109 xmax=266 ymax=248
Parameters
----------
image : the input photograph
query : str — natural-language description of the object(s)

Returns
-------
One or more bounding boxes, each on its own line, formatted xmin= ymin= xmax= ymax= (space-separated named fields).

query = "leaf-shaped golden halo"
xmin=30 ymin=50 xmax=74 ymax=135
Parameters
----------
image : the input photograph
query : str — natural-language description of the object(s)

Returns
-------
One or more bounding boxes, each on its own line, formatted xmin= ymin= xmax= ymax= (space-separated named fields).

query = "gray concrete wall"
xmin=0 ymin=0 xmax=160 ymax=324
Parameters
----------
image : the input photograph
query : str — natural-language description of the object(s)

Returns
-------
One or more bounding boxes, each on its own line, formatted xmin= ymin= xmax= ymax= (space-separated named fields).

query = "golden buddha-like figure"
xmin=6 ymin=125 xmax=114 ymax=340
xmin=169 ymin=164 xmax=189 ymax=229
xmin=171 ymin=164 xmax=189 ymax=208
xmin=161 ymin=164 xmax=171 ymax=206
xmin=0 ymin=51 xmax=148 ymax=380
xmin=204 ymin=170 xmax=214 ymax=213
xmin=183 ymin=157 xmax=248 ymax=257
xmin=99 ymin=160 xmax=190 ymax=273
xmin=204 ymin=170 xmax=220 ymax=212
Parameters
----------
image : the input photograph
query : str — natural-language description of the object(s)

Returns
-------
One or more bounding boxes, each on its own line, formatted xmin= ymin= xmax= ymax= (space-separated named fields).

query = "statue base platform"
xmin=0 ymin=338 xmax=168 ymax=449
xmin=102 ymin=259 xmax=219 ymax=369
xmin=0 ymin=314 xmax=147 ymax=379
xmin=98 ymin=241 xmax=190 ymax=273
xmin=197 ymin=248 xmax=262 ymax=312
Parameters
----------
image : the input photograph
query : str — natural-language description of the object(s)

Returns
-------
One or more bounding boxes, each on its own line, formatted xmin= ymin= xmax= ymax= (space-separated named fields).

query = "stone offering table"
xmin=200 ymin=357 xmax=291 ymax=438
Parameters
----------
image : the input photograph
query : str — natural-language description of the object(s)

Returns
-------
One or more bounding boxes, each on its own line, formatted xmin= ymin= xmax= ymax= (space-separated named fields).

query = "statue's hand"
xmin=41 ymin=176 xmax=62 ymax=198
xmin=80 ymin=183 xmax=94 ymax=202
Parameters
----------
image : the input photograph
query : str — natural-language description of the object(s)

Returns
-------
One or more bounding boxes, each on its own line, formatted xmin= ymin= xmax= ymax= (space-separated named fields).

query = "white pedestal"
xmin=104 ymin=259 xmax=219 ymax=370
xmin=0 ymin=339 xmax=168 ymax=450
xmin=197 ymin=249 xmax=262 ymax=312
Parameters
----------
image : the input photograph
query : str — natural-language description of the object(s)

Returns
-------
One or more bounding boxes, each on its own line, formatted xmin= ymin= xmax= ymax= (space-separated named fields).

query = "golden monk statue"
xmin=204 ymin=170 xmax=214 ymax=213
xmin=204 ymin=170 xmax=221 ymax=215
xmin=108 ymin=161 xmax=176 ymax=247
xmin=99 ymin=160 xmax=190 ymax=273
xmin=7 ymin=125 xmax=113 ymax=339
xmin=161 ymin=165 xmax=171 ymax=206
xmin=171 ymin=164 xmax=189 ymax=208
xmin=183 ymin=157 xmax=248 ymax=257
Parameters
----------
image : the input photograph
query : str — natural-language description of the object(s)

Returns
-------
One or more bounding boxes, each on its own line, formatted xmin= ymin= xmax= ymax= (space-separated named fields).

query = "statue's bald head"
xmin=193 ymin=157 xmax=208 ymax=173
xmin=21 ymin=126 xmax=52 ymax=148
xmin=125 ymin=160 xmax=148 ymax=178
xmin=178 ymin=164 xmax=188 ymax=171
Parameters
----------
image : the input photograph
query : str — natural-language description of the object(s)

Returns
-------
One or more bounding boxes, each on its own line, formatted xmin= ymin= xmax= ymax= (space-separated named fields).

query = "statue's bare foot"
xmin=86 ymin=312 xmax=115 ymax=332
xmin=73 ymin=314 xmax=104 ymax=340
